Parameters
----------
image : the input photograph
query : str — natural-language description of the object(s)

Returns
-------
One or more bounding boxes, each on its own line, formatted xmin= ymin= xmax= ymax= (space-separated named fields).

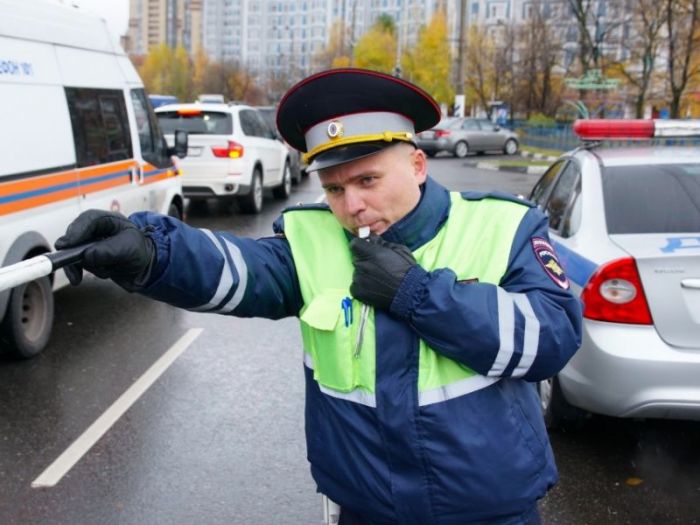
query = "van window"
xmin=130 ymin=89 xmax=171 ymax=168
xmin=65 ymin=88 xmax=132 ymax=167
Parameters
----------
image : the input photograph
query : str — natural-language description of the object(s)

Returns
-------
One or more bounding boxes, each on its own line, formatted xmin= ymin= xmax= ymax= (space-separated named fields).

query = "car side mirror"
xmin=169 ymin=129 xmax=188 ymax=158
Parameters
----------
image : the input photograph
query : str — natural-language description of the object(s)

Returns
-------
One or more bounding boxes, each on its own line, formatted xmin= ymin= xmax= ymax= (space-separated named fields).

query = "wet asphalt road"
xmin=1 ymin=154 xmax=699 ymax=524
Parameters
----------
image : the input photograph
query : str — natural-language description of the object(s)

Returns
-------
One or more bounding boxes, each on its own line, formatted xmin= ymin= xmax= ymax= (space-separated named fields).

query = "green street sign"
xmin=566 ymin=69 xmax=619 ymax=90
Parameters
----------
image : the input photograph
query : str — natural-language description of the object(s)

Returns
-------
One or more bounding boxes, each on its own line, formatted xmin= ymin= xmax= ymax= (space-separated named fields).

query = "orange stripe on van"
xmin=0 ymin=160 xmax=138 ymax=216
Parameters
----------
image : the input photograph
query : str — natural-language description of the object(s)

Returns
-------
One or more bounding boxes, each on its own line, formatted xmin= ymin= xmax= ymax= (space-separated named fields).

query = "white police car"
xmin=529 ymin=119 xmax=700 ymax=428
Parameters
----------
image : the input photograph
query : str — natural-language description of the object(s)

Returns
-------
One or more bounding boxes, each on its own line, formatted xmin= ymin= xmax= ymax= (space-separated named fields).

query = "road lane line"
xmin=315 ymin=192 xmax=325 ymax=203
xmin=31 ymin=328 xmax=204 ymax=488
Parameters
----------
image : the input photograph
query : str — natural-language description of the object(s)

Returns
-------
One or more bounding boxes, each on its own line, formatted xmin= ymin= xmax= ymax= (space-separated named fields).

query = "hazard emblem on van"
xmin=532 ymin=237 xmax=569 ymax=289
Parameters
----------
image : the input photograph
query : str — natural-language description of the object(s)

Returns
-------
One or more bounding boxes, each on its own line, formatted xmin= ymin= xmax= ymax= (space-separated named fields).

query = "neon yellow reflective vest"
xmin=283 ymin=192 xmax=528 ymax=405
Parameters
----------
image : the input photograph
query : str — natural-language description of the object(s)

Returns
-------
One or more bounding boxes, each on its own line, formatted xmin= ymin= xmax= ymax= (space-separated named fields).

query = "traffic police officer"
xmin=56 ymin=69 xmax=582 ymax=524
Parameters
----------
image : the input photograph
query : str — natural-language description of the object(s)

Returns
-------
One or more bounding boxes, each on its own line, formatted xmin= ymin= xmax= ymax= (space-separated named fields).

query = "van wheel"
xmin=538 ymin=376 xmax=586 ymax=431
xmin=0 ymin=277 xmax=54 ymax=359
xmin=454 ymin=141 xmax=469 ymax=158
xmin=167 ymin=202 xmax=181 ymax=220
xmin=238 ymin=168 xmax=263 ymax=214
xmin=272 ymin=161 xmax=292 ymax=200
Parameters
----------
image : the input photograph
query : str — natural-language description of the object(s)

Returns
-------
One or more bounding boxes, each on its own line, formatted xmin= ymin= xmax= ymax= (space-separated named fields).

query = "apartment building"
xmin=128 ymin=0 xmax=633 ymax=86
xmin=127 ymin=0 xmax=203 ymax=55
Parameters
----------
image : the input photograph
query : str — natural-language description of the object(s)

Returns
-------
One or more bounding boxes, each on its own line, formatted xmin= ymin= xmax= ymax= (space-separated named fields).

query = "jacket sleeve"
xmin=130 ymin=212 xmax=303 ymax=319
xmin=389 ymin=208 xmax=583 ymax=382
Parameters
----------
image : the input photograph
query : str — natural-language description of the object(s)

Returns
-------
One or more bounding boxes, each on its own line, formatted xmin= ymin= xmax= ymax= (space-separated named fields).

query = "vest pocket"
xmin=300 ymin=290 xmax=372 ymax=393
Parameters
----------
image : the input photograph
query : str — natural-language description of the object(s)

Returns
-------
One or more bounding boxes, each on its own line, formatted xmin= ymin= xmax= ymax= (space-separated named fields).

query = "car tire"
xmin=504 ymin=139 xmax=519 ymax=155
xmin=425 ymin=151 xmax=436 ymax=158
xmin=454 ymin=141 xmax=469 ymax=158
xmin=272 ymin=160 xmax=292 ymax=200
xmin=167 ymin=202 xmax=182 ymax=220
xmin=238 ymin=168 xmax=263 ymax=214
xmin=538 ymin=376 xmax=586 ymax=431
xmin=292 ymin=161 xmax=302 ymax=185
xmin=0 ymin=276 xmax=54 ymax=359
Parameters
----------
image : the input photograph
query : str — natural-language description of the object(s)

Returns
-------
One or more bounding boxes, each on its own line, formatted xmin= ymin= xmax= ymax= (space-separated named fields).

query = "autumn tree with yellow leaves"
xmin=404 ymin=10 xmax=454 ymax=107
xmin=353 ymin=14 xmax=397 ymax=74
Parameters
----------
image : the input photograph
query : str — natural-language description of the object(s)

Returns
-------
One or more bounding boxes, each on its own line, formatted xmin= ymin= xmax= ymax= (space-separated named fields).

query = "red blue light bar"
xmin=573 ymin=119 xmax=700 ymax=140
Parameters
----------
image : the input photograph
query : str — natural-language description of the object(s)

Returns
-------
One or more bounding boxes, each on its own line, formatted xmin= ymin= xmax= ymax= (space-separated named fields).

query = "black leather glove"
xmin=349 ymin=234 xmax=417 ymax=311
xmin=55 ymin=210 xmax=156 ymax=291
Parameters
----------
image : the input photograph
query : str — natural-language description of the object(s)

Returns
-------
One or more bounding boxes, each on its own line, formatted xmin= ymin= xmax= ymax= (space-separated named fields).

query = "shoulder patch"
xmin=532 ymin=237 xmax=569 ymax=289
xmin=460 ymin=190 xmax=535 ymax=208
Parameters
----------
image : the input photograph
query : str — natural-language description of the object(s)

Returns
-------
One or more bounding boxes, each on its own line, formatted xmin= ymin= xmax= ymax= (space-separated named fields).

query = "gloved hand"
xmin=55 ymin=210 xmax=156 ymax=291
xmin=349 ymin=234 xmax=417 ymax=311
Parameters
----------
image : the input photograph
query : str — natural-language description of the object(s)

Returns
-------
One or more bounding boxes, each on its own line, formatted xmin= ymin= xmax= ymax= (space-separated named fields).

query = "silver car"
xmin=529 ymin=134 xmax=700 ymax=429
xmin=416 ymin=117 xmax=519 ymax=158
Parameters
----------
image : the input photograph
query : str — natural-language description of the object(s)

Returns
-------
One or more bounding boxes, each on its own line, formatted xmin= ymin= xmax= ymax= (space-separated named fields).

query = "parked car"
xmin=196 ymin=93 xmax=225 ymax=104
xmin=529 ymin=119 xmax=700 ymax=429
xmin=149 ymin=94 xmax=178 ymax=108
xmin=156 ymin=103 xmax=292 ymax=214
xmin=416 ymin=117 xmax=519 ymax=158
xmin=256 ymin=105 xmax=305 ymax=184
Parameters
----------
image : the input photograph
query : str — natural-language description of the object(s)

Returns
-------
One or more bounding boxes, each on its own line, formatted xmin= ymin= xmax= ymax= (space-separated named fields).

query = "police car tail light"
xmin=212 ymin=140 xmax=244 ymax=159
xmin=581 ymin=257 xmax=652 ymax=325
xmin=573 ymin=119 xmax=700 ymax=140
xmin=177 ymin=108 xmax=203 ymax=116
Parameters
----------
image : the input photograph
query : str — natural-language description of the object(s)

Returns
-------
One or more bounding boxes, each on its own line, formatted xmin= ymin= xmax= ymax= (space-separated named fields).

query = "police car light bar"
xmin=573 ymin=119 xmax=700 ymax=140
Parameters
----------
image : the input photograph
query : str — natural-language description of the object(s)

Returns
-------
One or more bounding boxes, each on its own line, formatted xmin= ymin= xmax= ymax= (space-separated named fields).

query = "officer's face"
xmin=318 ymin=143 xmax=427 ymax=236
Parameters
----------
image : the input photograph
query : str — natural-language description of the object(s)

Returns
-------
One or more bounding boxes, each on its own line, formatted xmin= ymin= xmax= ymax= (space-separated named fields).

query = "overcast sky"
xmin=53 ymin=0 xmax=129 ymax=37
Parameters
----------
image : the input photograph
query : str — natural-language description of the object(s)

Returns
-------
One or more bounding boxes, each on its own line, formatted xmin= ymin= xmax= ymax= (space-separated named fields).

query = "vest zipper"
xmin=354 ymin=304 xmax=369 ymax=358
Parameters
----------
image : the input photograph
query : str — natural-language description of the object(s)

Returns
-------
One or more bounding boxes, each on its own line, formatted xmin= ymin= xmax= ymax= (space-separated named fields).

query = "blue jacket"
xmin=131 ymin=177 xmax=582 ymax=524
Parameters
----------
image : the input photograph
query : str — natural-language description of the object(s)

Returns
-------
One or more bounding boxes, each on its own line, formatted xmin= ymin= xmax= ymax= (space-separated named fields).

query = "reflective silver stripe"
xmin=303 ymin=352 xmax=377 ymax=408
xmin=188 ymin=229 xmax=234 ymax=312
xmin=511 ymin=293 xmax=540 ymax=377
xmin=217 ymin=239 xmax=248 ymax=313
xmin=419 ymin=375 xmax=499 ymax=406
xmin=488 ymin=287 xmax=515 ymax=376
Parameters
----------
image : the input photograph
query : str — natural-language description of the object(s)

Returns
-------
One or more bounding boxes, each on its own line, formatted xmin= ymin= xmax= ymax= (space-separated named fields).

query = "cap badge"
xmin=327 ymin=120 xmax=344 ymax=140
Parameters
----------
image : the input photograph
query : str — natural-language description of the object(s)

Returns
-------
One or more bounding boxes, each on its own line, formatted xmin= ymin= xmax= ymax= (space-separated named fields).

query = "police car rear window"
xmin=603 ymin=164 xmax=700 ymax=234
xmin=156 ymin=111 xmax=233 ymax=135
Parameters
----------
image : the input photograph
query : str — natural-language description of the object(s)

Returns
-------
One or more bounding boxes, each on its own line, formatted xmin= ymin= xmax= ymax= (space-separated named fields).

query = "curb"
xmin=520 ymin=150 xmax=558 ymax=162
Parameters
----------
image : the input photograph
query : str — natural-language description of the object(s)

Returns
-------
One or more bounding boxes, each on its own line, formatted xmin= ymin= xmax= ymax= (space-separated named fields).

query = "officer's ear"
xmin=411 ymin=147 xmax=428 ymax=184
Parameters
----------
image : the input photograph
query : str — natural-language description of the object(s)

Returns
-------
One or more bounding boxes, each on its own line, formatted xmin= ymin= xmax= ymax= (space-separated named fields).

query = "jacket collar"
xmin=381 ymin=176 xmax=451 ymax=251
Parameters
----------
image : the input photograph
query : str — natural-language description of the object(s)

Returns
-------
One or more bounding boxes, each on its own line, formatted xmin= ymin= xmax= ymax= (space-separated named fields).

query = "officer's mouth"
xmin=355 ymin=221 xmax=386 ymax=236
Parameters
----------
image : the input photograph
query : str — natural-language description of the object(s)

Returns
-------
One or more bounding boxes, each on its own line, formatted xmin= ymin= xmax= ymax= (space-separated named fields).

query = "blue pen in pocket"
xmin=341 ymin=297 xmax=353 ymax=327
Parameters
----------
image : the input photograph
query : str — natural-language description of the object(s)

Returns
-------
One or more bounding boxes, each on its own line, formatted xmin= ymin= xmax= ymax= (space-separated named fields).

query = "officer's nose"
xmin=343 ymin=187 xmax=366 ymax=216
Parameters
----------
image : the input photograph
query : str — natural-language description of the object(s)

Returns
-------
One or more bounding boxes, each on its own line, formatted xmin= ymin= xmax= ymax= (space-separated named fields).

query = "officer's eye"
xmin=360 ymin=176 xmax=375 ymax=186
xmin=325 ymin=185 xmax=343 ymax=195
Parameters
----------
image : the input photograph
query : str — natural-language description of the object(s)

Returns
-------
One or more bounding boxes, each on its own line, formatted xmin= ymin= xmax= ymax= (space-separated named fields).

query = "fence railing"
xmin=514 ymin=124 xmax=700 ymax=152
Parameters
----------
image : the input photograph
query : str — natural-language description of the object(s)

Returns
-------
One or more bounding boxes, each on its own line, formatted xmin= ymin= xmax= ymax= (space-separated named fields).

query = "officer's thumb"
xmin=63 ymin=263 xmax=83 ymax=286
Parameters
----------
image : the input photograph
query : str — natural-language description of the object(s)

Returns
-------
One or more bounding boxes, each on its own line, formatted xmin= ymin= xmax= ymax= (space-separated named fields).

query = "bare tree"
xmin=567 ymin=0 xmax=627 ymax=74
xmin=612 ymin=0 xmax=664 ymax=117
xmin=516 ymin=0 xmax=565 ymax=116
xmin=664 ymin=0 xmax=700 ymax=117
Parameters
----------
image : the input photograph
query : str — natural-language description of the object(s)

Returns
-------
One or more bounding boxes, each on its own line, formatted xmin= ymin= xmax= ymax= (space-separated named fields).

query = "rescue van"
xmin=0 ymin=0 xmax=187 ymax=358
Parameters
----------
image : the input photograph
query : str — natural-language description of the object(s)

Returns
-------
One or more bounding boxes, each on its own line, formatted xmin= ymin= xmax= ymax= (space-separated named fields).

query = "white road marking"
xmin=315 ymin=192 xmax=326 ymax=203
xmin=31 ymin=328 xmax=204 ymax=488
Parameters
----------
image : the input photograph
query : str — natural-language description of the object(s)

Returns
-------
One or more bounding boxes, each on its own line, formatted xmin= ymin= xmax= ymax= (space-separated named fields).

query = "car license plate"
xmin=421 ymin=131 xmax=435 ymax=139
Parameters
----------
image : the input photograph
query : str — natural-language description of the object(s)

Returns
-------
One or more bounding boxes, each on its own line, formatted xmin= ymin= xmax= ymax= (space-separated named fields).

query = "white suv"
xmin=156 ymin=103 xmax=292 ymax=213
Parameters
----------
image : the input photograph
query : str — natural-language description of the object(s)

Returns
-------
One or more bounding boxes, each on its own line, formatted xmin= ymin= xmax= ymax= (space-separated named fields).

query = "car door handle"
xmin=680 ymin=279 xmax=700 ymax=289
